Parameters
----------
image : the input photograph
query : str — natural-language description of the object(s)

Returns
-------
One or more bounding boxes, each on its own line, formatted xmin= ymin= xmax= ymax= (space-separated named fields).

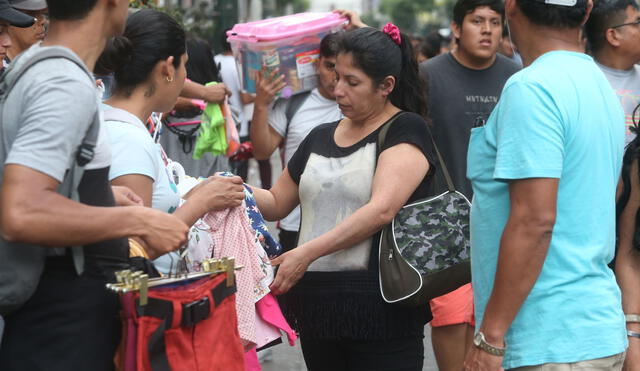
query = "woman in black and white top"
xmin=252 ymin=25 xmax=437 ymax=371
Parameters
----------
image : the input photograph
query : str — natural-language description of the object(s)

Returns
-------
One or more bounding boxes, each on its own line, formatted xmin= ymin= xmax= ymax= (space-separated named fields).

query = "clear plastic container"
xmin=227 ymin=12 xmax=347 ymax=98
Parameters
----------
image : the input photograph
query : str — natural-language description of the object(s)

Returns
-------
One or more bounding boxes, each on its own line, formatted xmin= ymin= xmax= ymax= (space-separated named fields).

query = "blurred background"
xmin=129 ymin=0 xmax=453 ymax=56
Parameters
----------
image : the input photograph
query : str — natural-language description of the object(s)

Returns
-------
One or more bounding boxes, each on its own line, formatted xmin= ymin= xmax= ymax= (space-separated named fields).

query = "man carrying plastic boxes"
xmin=249 ymin=32 xmax=343 ymax=253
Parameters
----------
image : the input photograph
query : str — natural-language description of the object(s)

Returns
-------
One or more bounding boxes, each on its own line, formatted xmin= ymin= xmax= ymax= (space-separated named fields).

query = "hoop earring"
xmin=166 ymin=76 xmax=174 ymax=83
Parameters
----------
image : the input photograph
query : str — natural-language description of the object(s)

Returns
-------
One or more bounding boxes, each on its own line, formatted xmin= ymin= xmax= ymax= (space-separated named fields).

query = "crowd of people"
xmin=0 ymin=0 xmax=638 ymax=370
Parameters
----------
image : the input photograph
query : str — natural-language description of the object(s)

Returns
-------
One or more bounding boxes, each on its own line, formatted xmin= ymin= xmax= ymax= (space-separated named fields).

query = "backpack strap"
xmin=283 ymin=91 xmax=312 ymax=141
xmin=57 ymin=111 xmax=99 ymax=275
xmin=275 ymin=91 xmax=311 ymax=165
xmin=0 ymin=47 xmax=100 ymax=275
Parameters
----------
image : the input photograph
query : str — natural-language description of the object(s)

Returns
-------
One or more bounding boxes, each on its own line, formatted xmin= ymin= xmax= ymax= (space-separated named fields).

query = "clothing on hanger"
xmin=204 ymin=204 xmax=267 ymax=348
xmin=194 ymin=83 xmax=229 ymax=159
xmin=110 ymin=260 xmax=245 ymax=371
xmin=242 ymin=185 xmax=283 ymax=258
xmin=244 ymin=348 xmax=261 ymax=371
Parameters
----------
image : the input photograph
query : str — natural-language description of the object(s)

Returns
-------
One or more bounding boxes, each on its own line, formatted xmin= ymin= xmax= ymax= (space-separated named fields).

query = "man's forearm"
xmin=480 ymin=217 xmax=554 ymax=345
xmin=250 ymin=103 xmax=279 ymax=160
xmin=181 ymin=81 xmax=229 ymax=104
xmin=1 ymin=190 xmax=151 ymax=246
xmin=180 ymin=80 xmax=205 ymax=100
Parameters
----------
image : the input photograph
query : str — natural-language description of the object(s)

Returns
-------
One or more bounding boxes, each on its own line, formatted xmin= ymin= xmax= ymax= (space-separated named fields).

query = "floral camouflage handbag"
xmin=377 ymin=115 xmax=471 ymax=306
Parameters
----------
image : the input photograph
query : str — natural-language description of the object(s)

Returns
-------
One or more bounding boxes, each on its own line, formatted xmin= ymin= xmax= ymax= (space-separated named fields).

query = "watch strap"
xmin=475 ymin=332 xmax=506 ymax=357
xmin=628 ymin=330 xmax=640 ymax=339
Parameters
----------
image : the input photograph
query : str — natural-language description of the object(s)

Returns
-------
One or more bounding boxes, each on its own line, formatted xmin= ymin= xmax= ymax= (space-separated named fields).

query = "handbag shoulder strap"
xmin=377 ymin=112 xmax=456 ymax=193
xmin=376 ymin=113 xmax=400 ymax=153
xmin=425 ymin=126 xmax=455 ymax=193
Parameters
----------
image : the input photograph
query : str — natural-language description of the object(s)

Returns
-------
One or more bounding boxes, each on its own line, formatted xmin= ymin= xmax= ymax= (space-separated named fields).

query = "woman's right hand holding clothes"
xmin=188 ymin=175 xmax=246 ymax=212
xmin=171 ymin=175 xmax=245 ymax=231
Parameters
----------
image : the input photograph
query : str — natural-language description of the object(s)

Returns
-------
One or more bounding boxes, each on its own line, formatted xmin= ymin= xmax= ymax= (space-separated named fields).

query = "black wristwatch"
xmin=473 ymin=331 xmax=506 ymax=356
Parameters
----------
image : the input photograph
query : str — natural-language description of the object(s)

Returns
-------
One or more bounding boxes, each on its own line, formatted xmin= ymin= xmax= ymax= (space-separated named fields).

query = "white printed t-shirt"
xmin=269 ymin=88 xmax=341 ymax=232
xmin=597 ymin=63 xmax=640 ymax=145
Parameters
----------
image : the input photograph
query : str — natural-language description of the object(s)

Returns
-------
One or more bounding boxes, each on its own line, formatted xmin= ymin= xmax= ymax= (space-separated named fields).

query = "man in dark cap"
xmin=0 ymin=0 xmax=33 ymax=71
xmin=6 ymin=0 xmax=47 ymax=64
xmin=464 ymin=0 xmax=627 ymax=369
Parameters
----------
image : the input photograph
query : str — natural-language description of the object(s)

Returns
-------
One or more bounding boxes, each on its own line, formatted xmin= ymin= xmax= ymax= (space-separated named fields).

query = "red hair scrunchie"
xmin=382 ymin=23 xmax=402 ymax=46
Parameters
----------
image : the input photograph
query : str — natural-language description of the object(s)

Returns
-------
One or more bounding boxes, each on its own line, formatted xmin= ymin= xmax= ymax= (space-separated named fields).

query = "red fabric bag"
xmin=120 ymin=274 xmax=245 ymax=371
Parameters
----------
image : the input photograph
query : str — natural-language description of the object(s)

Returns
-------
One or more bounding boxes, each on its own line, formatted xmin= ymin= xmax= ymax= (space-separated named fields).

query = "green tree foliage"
xmin=129 ymin=0 xmax=162 ymax=9
xmin=275 ymin=0 xmax=310 ymax=14
xmin=129 ymin=1 xmax=217 ymax=48
xmin=361 ymin=13 xmax=381 ymax=29
xmin=379 ymin=0 xmax=438 ymax=34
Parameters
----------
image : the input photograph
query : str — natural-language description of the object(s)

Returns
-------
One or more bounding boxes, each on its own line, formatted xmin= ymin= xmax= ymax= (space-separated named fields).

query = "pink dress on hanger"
xmin=204 ymin=203 xmax=266 ymax=348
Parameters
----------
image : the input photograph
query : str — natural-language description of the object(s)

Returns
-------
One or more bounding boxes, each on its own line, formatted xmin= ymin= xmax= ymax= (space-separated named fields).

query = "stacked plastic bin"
xmin=227 ymin=12 xmax=347 ymax=98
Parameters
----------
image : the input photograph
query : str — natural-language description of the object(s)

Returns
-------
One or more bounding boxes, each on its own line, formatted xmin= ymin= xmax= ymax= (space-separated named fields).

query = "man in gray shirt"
xmin=250 ymin=33 xmax=342 ymax=253
xmin=585 ymin=2 xmax=640 ymax=369
xmin=0 ymin=1 xmax=188 ymax=369
xmin=585 ymin=0 xmax=640 ymax=145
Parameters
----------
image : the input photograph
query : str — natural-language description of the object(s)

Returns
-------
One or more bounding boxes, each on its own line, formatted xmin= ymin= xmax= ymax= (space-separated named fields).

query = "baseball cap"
xmin=0 ymin=0 xmax=35 ymax=27
xmin=9 ymin=0 xmax=47 ymax=11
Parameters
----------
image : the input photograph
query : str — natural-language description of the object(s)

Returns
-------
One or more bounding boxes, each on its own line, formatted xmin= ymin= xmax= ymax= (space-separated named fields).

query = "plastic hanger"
xmin=106 ymin=257 xmax=241 ymax=306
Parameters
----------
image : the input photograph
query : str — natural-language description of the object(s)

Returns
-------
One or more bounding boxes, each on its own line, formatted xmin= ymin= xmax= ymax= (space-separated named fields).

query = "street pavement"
xmin=247 ymin=156 xmax=439 ymax=371
xmin=260 ymin=326 xmax=438 ymax=371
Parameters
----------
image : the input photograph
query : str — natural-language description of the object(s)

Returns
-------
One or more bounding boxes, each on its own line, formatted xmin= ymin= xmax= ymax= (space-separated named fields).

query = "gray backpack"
xmin=0 ymin=47 xmax=99 ymax=315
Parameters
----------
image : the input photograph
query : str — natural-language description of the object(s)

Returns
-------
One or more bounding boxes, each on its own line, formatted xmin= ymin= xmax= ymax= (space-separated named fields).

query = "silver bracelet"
xmin=626 ymin=314 xmax=640 ymax=323
xmin=627 ymin=330 xmax=640 ymax=339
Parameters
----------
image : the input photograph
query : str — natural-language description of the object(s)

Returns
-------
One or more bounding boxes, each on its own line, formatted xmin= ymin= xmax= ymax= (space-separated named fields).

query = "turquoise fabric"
xmin=467 ymin=51 xmax=627 ymax=369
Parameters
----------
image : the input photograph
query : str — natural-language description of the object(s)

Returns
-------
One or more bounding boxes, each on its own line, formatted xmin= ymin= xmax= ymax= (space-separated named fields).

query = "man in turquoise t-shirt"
xmin=464 ymin=0 xmax=628 ymax=370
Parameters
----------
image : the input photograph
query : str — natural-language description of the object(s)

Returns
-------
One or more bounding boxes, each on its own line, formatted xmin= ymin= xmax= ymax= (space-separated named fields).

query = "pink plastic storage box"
xmin=227 ymin=12 xmax=347 ymax=98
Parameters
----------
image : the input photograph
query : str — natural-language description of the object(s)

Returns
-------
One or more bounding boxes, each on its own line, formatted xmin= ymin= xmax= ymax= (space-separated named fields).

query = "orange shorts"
xmin=429 ymin=283 xmax=475 ymax=327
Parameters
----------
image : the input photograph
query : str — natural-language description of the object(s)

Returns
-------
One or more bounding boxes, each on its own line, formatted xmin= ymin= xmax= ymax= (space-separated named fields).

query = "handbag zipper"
xmin=388 ymin=248 xmax=394 ymax=261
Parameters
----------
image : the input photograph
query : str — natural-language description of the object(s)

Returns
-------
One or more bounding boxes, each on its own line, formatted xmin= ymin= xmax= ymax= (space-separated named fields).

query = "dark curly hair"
xmin=617 ymin=103 xmax=640 ymax=254
xmin=95 ymin=9 xmax=186 ymax=97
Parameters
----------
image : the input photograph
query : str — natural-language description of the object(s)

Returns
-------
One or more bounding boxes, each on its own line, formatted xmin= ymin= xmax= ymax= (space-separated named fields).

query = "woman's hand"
xmin=269 ymin=247 xmax=313 ymax=295
xmin=189 ymin=175 xmax=245 ymax=212
xmin=201 ymin=82 xmax=232 ymax=103
xmin=112 ymin=185 xmax=143 ymax=206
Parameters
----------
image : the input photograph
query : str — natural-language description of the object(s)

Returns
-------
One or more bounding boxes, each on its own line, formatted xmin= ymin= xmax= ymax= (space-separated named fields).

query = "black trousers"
xmin=0 ymin=256 xmax=120 ymax=371
xmin=278 ymin=228 xmax=299 ymax=253
xmin=300 ymin=335 xmax=425 ymax=371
